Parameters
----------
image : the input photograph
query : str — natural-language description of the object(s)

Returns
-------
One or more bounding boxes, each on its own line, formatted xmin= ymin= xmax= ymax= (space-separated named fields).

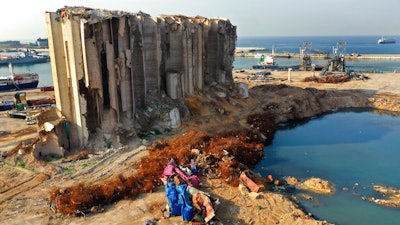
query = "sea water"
xmin=0 ymin=62 xmax=53 ymax=87
xmin=234 ymin=36 xmax=400 ymax=72
xmin=253 ymin=109 xmax=400 ymax=225
xmin=237 ymin=36 xmax=400 ymax=54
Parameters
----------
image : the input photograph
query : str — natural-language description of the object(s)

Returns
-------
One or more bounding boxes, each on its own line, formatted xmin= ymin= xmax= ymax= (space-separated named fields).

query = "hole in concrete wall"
xmin=101 ymin=47 xmax=111 ymax=109
xmin=111 ymin=18 xmax=119 ymax=56
xmin=79 ymin=79 xmax=98 ymax=133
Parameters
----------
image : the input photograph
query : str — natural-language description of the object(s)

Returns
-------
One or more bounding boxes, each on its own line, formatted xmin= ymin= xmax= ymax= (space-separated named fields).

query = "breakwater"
xmin=235 ymin=48 xmax=400 ymax=60
xmin=237 ymin=52 xmax=400 ymax=60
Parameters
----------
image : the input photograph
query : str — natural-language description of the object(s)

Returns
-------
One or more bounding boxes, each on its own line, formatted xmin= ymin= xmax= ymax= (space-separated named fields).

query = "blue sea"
xmin=238 ymin=36 xmax=400 ymax=224
xmin=254 ymin=109 xmax=400 ymax=225
xmin=234 ymin=36 xmax=400 ymax=72
xmin=0 ymin=52 xmax=53 ymax=87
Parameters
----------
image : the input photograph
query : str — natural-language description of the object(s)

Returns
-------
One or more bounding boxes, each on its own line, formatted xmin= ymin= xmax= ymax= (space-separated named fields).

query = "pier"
xmin=235 ymin=50 xmax=400 ymax=61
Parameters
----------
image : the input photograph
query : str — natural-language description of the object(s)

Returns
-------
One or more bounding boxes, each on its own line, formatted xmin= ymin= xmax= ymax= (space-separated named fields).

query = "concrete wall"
xmin=46 ymin=7 xmax=237 ymax=150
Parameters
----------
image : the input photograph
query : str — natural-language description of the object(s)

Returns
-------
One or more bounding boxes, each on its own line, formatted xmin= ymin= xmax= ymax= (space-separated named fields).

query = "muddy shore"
xmin=1 ymin=70 xmax=400 ymax=225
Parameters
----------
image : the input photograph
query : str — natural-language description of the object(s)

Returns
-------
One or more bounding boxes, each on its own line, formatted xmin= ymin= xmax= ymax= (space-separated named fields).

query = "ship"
xmin=0 ymin=63 xmax=39 ymax=92
xmin=252 ymin=47 xmax=301 ymax=71
xmin=377 ymin=36 xmax=396 ymax=44
xmin=0 ymin=49 xmax=50 ymax=66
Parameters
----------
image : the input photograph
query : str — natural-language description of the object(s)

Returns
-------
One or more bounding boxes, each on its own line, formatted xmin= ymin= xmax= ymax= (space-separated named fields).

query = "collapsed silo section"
xmin=46 ymin=6 xmax=237 ymax=150
xmin=46 ymin=8 xmax=90 ymax=150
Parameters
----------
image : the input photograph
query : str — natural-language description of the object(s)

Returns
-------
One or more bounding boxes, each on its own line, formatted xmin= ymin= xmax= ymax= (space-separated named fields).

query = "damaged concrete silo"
xmin=45 ymin=6 xmax=237 ymax=150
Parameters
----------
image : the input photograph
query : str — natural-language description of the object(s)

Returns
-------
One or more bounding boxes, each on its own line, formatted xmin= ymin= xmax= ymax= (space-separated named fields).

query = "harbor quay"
xmin=235 ymin=47 xmax=400 ymax=60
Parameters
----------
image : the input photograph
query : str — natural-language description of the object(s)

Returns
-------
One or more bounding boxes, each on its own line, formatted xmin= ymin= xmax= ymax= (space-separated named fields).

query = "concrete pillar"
xmin=237 ymin=82 xmax=249 ymax=99
xmin=168 ymin=107 xmax=181 ymax=129
xmin=166 ymin=72 xmax=182 ymax=99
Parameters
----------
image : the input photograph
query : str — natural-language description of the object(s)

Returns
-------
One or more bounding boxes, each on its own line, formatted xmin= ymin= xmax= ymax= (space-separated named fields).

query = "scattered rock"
xmin=238 ymin=183 xmax=250 ymax=196
xmin=284 ymin=176 xmax=300 ymax=186
xmin=248 ymin=192 xmax=262 ymax=200
xmin=297 ymin=177 xmax=335 ymax=194
xmin=366 ymin=185 xmax=400 ymax=208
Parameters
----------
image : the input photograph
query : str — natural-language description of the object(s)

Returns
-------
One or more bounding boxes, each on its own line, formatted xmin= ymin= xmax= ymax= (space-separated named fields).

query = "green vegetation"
xmin=138 ymin=129 xmax=163 ymax=140
xmin=4 ymin=162 xmax=13 ymax=167
xmin=17 ymin=160 xmax=26 ymax=168
xmin=81 ymin=161 xmax=97 ymax=168
xmin=63 ymin=166 xmax=76 ymax=174
xmin=43 ymin=153 xmax=63 ymax=162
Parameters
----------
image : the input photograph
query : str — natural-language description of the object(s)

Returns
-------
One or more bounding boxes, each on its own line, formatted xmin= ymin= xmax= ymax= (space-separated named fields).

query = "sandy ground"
xmin=1 ymin=70 xmax=400 ymax=225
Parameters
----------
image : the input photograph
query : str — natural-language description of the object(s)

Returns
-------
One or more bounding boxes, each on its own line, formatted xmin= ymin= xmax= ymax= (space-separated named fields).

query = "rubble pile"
xmin=303 ymin=72 xmax=369 ymax=83
xmin=48 ymin=112 xmax=276 ymax=216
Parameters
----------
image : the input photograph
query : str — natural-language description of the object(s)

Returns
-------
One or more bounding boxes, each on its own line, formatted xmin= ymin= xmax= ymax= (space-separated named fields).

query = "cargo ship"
xmin=0 ymin=63 xmax=39 ymax=92
xmin=377 ymin=36 xmax=396 ymax=44
xmin=0 ymin=49 xmax=50 ymax=66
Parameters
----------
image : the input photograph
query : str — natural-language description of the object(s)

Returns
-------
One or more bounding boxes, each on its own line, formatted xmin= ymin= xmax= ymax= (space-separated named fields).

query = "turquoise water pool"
xmin=254 ymin=109 xmax=400 ymax=225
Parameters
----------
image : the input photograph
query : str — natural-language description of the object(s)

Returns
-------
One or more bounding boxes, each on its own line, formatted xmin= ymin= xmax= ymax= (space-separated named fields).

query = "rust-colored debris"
xmin=49 ymin=112 xmax=276 ymax=216
xmin=303 ymin=72 xmax=369 ymax=84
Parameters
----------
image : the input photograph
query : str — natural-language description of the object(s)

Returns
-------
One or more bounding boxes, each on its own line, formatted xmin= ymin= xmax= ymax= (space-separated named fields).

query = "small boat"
xmin=0 ymin=63 xmax=39 ymax=92
xmin=377 ymin=36 xmax=396 ymax=44
xmin=0 ymin=49 xmax=50 ymax=66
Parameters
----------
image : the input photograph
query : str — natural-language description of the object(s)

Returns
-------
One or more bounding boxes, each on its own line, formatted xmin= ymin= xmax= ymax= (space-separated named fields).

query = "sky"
xmin=1 ymin=0 xmax=399 ymax=42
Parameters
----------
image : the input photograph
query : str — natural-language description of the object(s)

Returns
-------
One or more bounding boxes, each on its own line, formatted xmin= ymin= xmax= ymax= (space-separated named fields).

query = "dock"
xmin=235 ymin=51 xmax=400 ymax=61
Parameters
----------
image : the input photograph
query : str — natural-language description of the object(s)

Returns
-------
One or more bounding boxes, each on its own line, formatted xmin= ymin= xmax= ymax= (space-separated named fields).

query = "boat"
xmin=252 ymin=47 xmax=300 ymax=71
xmin=252 ymin=47 xmax=275 ymax=69
xmin=377 ymin=36 xmax=396 ymax=44
xmin=0 ymin=63 xmax=39 ymax=92
xmin=0 ymin=49 xmax=50 ymax=66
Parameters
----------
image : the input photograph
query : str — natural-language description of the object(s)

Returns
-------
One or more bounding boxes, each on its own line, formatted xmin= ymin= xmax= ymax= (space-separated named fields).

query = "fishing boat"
xmin=377 ymin=36 xmax=396 ymax=44
xmin=0 ymin=63 xmax=39 ymax=92
xmin=0 ymin=49 xmax=50 ymax=66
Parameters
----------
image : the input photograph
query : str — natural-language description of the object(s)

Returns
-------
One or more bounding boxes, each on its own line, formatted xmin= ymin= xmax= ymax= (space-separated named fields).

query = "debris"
xmin=189 ymin=187 xmax=219 ymax=223
xmin=239 ymin=170 xmax=265 ymax=193
xmin=48 ymin=115 xmax=272 ymax=216
xmin=43 ymin=122 xmax=55 ymax=132
xmin=238 ymin=183 xmax=250 ymax=196
xmin=303 ymin=72 xmax=369 ymax=83
xmin=161 ymin=159 xmax=200 ymax=187
xmin=142 ymin=218 xmax=158 ymax=225
xmin=248 ymin=192 xmax=261 ymax=201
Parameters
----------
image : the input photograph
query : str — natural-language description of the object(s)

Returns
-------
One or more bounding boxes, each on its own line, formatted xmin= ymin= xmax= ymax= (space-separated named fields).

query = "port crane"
xmin=328 ymin=41 xmax=346 ymax=72
xmin=299 ymin=41 xmax=312 ymax=71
